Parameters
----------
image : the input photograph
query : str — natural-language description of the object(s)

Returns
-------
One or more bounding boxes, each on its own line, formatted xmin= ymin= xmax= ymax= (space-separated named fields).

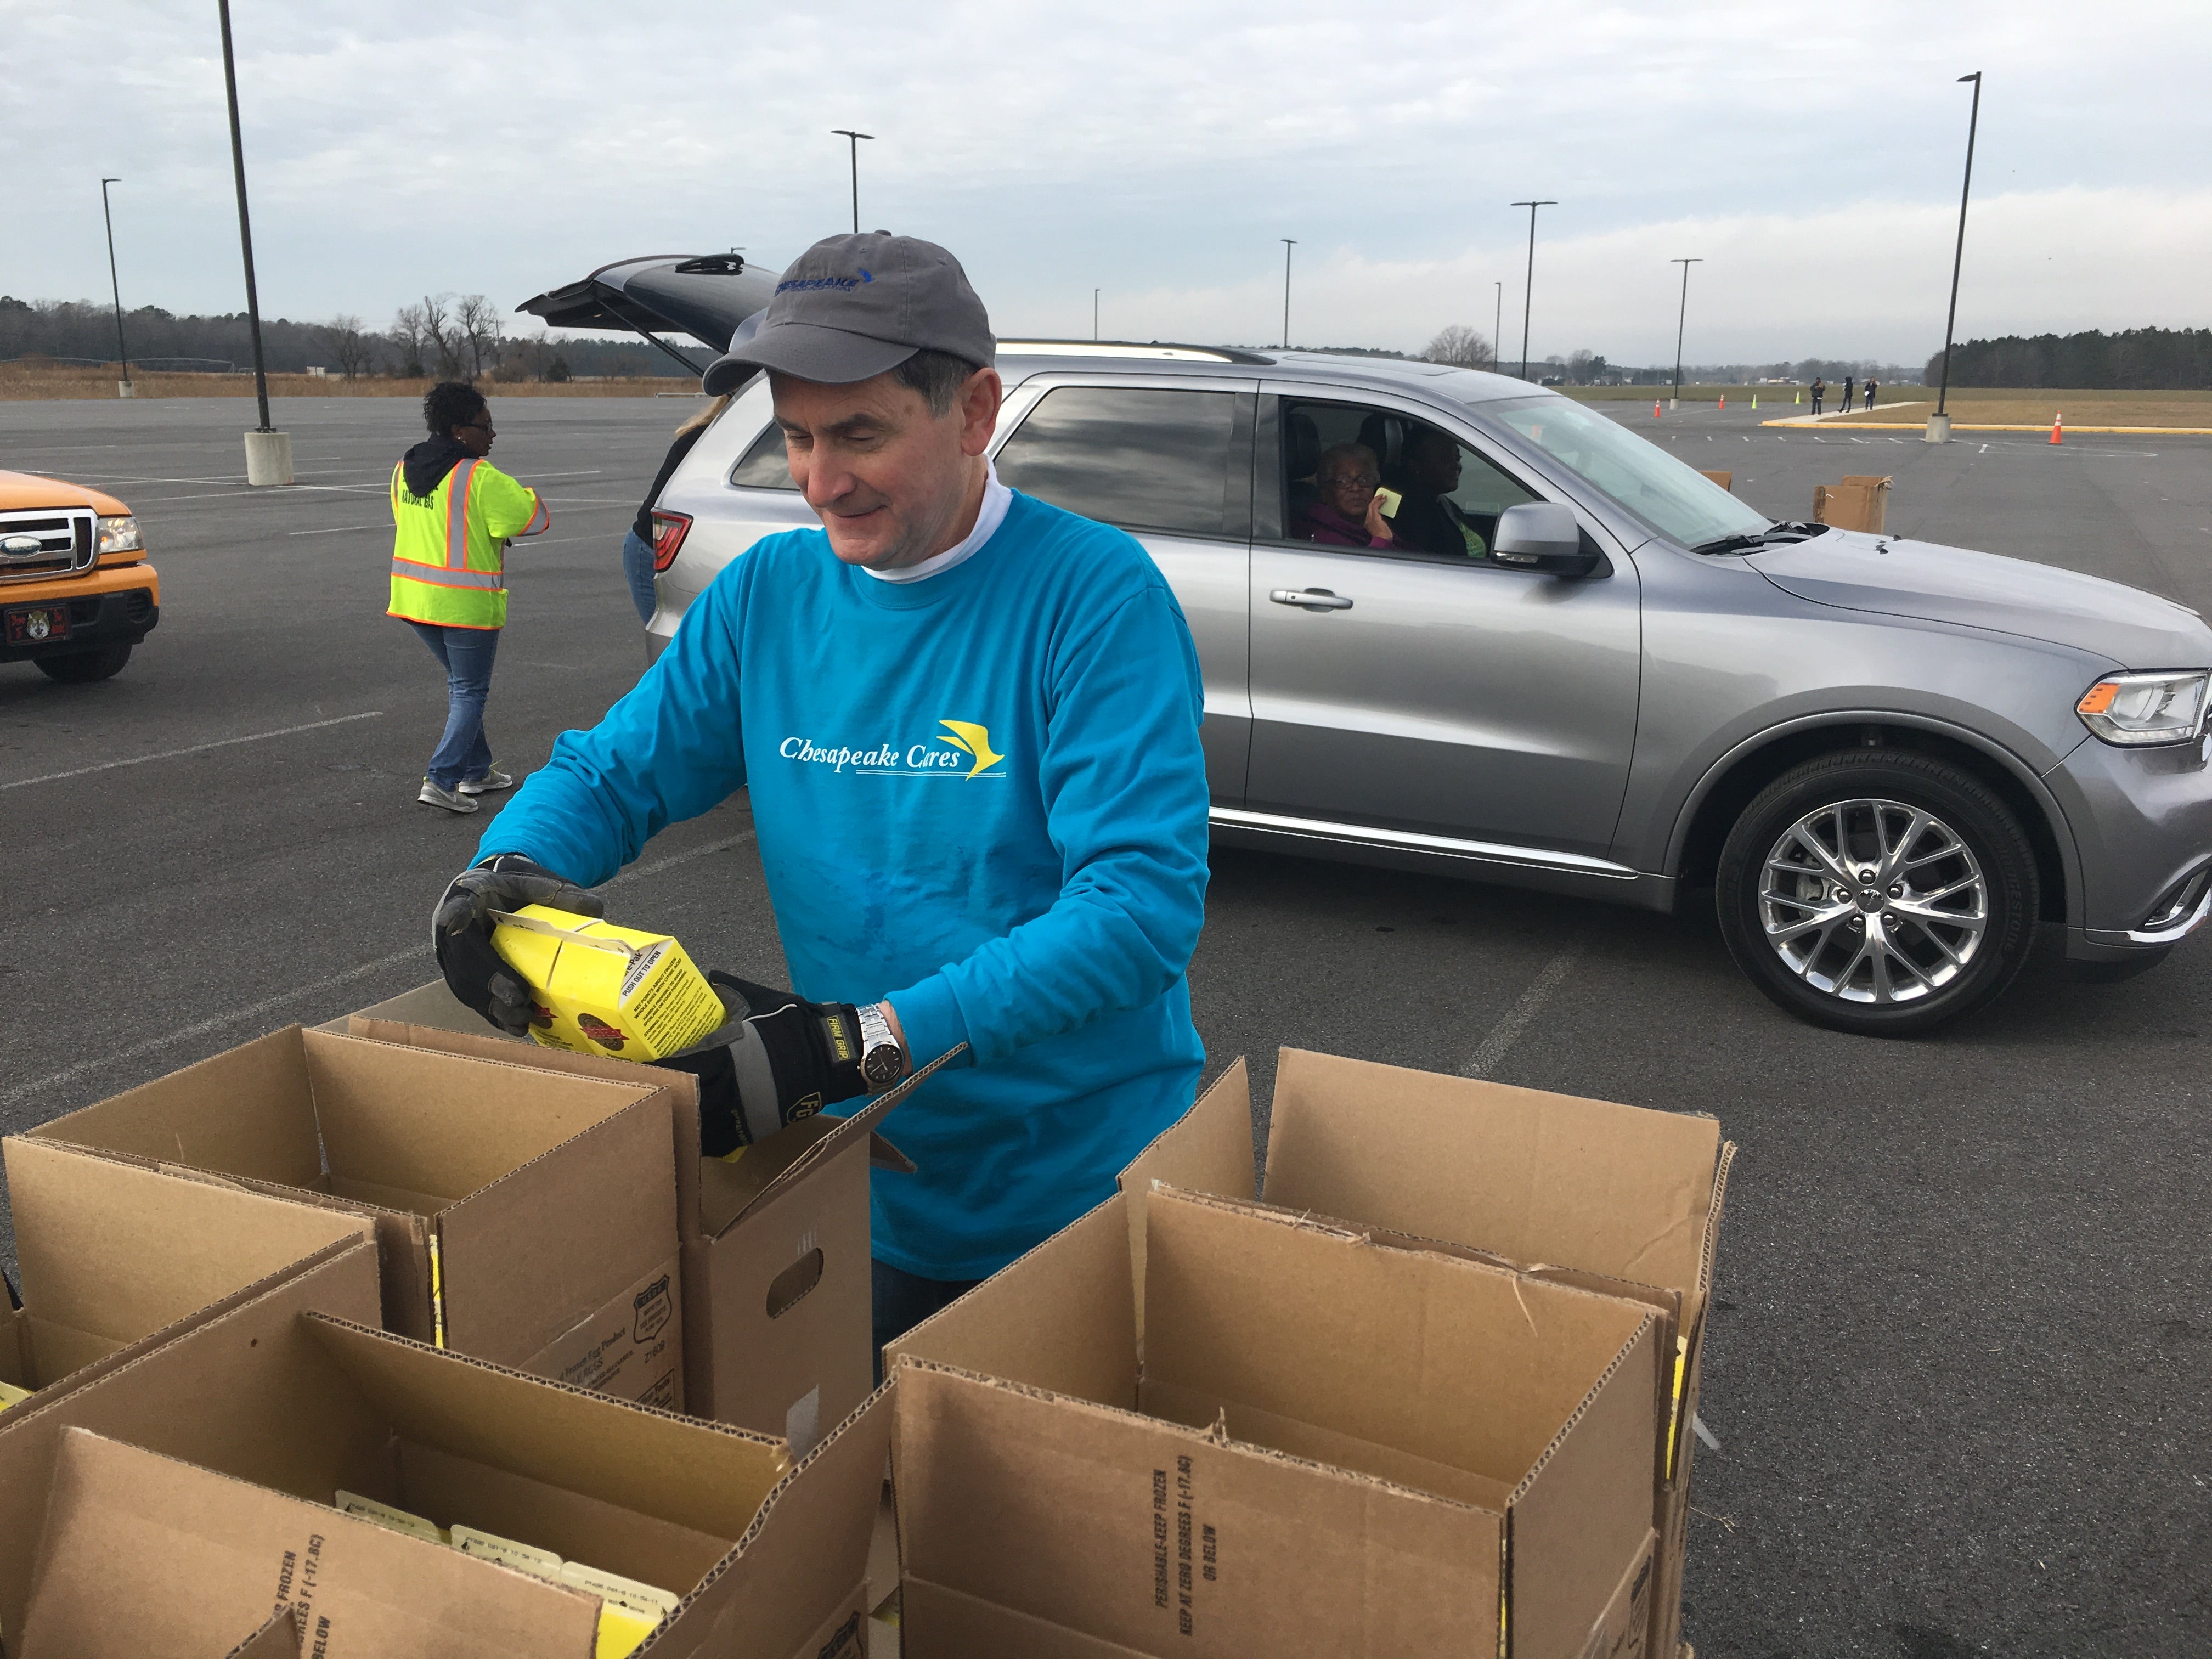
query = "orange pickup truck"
xmin=0 ymin=470 xmax=159 ymax=682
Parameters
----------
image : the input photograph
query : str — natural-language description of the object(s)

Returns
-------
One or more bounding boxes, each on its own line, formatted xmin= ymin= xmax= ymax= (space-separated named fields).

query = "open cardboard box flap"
xmin=23 ymin=1026 xmax=681 ymax=1385
xmin=0 ymin=1226 xmax=890 ymax=1659
xmin=890 ymin=1183 xmax=1659 ymax=1659
xmin=0 ymin=1137 xmax=376 ymax=1400
xmin=19 ymin=1428 xmax=600 ymax=1658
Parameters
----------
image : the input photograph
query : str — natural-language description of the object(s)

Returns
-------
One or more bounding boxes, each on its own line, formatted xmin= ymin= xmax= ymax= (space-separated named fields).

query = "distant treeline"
xmin=1926 ymin=328 xmax=2212 ymax=389
xmin=0 ymin=296 xmax=707 ymax=381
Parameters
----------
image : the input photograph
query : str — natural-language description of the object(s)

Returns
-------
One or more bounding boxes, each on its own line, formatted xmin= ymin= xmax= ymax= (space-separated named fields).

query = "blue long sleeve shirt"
xmin=479 ymin=489 xmax=1210 ymax=1277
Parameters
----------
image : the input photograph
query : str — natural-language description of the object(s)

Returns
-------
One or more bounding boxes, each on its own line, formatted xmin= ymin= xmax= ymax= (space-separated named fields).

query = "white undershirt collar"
xmin=862 ymin=459 xmax=1011 ymax=584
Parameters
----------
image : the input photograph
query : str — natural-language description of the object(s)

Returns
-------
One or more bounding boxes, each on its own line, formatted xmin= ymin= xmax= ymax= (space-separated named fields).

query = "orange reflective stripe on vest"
xmin=388 ymin=456 xmax=514 ymax=628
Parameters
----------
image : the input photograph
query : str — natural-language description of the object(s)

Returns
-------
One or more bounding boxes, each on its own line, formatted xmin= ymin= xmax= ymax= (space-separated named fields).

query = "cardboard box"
xmin=1812 ymin=473 xmax=1891 ymax=532
xmin=1116 ymin=1052 xmax=1733 ymax=1659
xmin=341 ymin=979 xmax=924 ymax=1450
xmin=224 ymin=1609 xmax=301 ymax=1658
xmin=22 ymin=1025 xmax=685 ymax=1410
xmin=889 ymin=1183 xmax=1661 ymax=1659
xmin=0 ymin=1136 xmax=375 ymax=1413
xmin=0 ymin=1231 xmax=894 ymax=1659
xmin=1697 ymin=470 xmax=1733 ymax=492
xmin=490 ymin=904 xmax=726 ymax=1061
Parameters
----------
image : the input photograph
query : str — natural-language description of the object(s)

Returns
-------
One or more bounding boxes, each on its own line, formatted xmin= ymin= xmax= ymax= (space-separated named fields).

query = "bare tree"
xmin=1422 ymin=324 xmax=1491 ymax=369
xmin=455 ymin=294 xmax=504 ymax=383
xmin=390 ymin=302 xmax=428 ymax=378
xmin=321 ymin=314 xmax=375 ymax=380
xmin=415 ymin=294 xmax=466 ymax=380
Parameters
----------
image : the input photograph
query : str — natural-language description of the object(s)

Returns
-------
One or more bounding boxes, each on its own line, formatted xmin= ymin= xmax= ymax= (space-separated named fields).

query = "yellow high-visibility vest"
xmin=388 ymin=455 xmax=546 ymax=629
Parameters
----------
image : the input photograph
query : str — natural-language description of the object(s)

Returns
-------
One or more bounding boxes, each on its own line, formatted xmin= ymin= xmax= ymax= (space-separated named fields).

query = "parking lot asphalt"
xmin=4 ymin=393 xmax=2209 ymax=1658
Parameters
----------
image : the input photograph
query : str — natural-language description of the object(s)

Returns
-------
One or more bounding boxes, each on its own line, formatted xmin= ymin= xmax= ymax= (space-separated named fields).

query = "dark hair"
xmin=893 ymin=349 xmax=982 ymax=417
xmin=424 ymin=380 xmax=487 ymax=438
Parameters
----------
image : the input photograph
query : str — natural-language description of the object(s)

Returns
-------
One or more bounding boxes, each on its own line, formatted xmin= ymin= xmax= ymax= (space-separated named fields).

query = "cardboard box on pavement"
xmin=1812 ymin=475 xmax=1891 ymax=532
xmin=0 ymin=1137 xmax=374 ymax=1413
xmin=22 ymin=1026 xmax=686 ymax=1410
xmin=1116 ymin=1052 xmax=1733 ymax=1659
xmin=889 ymin=1183 xmax=1661 ymax=1659
xmin=342 ymin=978 xmax=919 ymax=1452
xmin=0 ymin=1229 xmax=893 ymax=1659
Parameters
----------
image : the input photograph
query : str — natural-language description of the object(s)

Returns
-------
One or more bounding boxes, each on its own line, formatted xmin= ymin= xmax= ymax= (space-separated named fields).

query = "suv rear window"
xmin=994 ymin=387 xmax=1247 ymax=539
xmin=729 ymin=423 xmax=798 ymax=490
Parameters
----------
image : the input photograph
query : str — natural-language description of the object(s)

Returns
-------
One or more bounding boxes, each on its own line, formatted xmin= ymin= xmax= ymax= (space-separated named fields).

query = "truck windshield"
xmin=1483 ymin=396 xmax=1771 ymax=549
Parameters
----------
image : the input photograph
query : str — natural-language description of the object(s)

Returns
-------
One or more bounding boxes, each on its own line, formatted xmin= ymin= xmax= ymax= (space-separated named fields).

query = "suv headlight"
xmin=2076 ymin=670 xmax=2210 ymax=746
xmin=97 ymin=514 xmax=143 ymax=554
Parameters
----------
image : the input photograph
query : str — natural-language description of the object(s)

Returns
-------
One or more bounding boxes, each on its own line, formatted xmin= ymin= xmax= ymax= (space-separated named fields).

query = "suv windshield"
xmin=1483 ymin=396 xmax=1770 ymax=549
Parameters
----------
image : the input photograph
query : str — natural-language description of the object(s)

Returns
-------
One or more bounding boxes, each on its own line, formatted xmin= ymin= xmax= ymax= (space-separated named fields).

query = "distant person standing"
xmin=388 ymin=381 xmax=550 ymax=814
xmin=620 ymin=393 xmax=732 ymax=625
xmin=1840 ymin=375 xmax=1855 ymax=414
xmin=1810 ymin=376 xmax=1825 ymax=417
xmin=1865 ymin=378 xmax=1878 ymax=411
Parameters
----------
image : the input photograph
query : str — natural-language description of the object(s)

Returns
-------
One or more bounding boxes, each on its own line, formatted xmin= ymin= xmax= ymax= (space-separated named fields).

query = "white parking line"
xmin=1463 ymin=937 xmax=1586 ymax=1079
xmin=0 ymin=827 xmax=757 ymax=1109
xmin=287 ymin=524 xmax=383 ymax=535
xmin=0 ymin=711 xmax=383 ymax=791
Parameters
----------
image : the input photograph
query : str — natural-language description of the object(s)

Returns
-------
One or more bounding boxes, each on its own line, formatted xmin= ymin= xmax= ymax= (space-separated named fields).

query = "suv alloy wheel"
xmin=1717 ymin=750 xmax=2040 ymax=1035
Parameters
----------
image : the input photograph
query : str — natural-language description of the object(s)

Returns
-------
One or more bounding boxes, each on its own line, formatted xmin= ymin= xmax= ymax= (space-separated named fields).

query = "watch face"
xmin=861 ymin=1043 xmax=904 ymax=1090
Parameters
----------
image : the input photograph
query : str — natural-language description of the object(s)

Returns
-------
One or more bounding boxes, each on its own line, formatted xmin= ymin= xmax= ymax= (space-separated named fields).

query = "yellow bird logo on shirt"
xmin=936 ymin=720 xmax=1006 ymax=778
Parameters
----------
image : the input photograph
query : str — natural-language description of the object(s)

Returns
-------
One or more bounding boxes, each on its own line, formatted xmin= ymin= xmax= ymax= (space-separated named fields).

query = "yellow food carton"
xmin=489 ymin=904 xmax=726 ymax=1062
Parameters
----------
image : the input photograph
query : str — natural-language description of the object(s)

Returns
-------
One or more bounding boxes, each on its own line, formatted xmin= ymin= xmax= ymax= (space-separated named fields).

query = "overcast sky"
xmin=11 ymin=1 xmax=2208 ymax=366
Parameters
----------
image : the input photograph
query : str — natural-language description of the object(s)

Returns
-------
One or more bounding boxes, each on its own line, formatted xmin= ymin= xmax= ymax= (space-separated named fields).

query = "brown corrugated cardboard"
xmin=22 ymin=1025 xmax=684 ymax=1409
xmin=1116 ymin=1051 xmax=1732 ymax=1659
xmin=343 ymin=980 xmax=929 ymax=1450
xmin=1697 ymin=470 xmax=1734 ymax=492
xmin=889 ymin=1184 xmax=1660 ymax=1659
xmin=1812 ymin=475 xmax=1891 ymax=532
xmin=0 ymin=1226 xmax=894 ymax=1659
xmin=222 ymin=1609 xmax=301 ymax=1658
xmin=18 ymin=1428 xmax=600 ymax=1657
xmin=0 ymin=1137 xmax=375 ymax=1411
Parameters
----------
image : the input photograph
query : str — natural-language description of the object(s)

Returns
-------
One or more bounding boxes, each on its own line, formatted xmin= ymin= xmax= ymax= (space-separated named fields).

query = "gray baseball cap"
xmin=702 ymin=232 xmax=995 ymax=395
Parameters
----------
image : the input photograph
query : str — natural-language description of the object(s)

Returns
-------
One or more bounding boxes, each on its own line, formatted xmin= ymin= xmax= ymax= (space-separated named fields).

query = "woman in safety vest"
xmin=388 ymin=381 xmax=550 ymax=814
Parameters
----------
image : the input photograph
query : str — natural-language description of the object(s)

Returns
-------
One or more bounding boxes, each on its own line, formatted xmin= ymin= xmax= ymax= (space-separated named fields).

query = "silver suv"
xmin=643 ymin=344 xmax=2212 ymax=1035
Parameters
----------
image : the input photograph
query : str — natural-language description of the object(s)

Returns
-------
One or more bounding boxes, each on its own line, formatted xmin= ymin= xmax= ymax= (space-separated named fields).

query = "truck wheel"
xmin=1716 ymin=750 xmax=2039 ymax=1036
xmin=35 ymin=644 xmax=133 ymax=684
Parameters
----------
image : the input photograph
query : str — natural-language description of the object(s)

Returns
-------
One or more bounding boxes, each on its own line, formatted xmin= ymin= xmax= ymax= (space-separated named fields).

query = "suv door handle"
xmin=1270 ymin=588 xmax=1354 ymax=611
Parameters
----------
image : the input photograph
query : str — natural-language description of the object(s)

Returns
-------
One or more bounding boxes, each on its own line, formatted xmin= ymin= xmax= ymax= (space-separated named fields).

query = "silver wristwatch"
xmin=856 ymin=1003 xmax=906 ymax=1092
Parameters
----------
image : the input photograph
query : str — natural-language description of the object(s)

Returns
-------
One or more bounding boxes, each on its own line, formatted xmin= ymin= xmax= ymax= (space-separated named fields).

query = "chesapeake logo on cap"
xmin=776 ymin=269 xmax=874 ymax=294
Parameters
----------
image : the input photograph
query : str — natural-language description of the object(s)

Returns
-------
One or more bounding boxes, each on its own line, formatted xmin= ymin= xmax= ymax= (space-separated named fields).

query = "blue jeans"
xmin=620 ymin=527 xmax=658 ymax=625
xmin=409 ymin=621 xmax=499 ymax=789
xmin=872 ymin=1258 xmax=983 ymax=1385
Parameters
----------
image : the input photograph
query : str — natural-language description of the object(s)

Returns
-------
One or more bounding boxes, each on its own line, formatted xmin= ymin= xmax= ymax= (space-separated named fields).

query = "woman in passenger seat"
xmin=1296 ymin=442 xmax=1404 ymax=549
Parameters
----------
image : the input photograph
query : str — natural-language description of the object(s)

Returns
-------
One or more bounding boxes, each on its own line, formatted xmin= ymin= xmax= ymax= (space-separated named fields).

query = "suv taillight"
xmin=650 ymin=510 xmax=692 ymax=573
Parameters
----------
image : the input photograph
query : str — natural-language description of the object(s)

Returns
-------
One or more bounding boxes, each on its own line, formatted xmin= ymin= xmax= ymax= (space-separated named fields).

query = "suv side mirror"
xmin=1492 ymin=502 xmax=1601 ymax=577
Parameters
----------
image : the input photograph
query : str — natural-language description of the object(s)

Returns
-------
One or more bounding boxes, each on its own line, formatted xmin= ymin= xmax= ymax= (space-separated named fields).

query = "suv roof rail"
xmin=998 ymin=340 xmax=1278 ymax=365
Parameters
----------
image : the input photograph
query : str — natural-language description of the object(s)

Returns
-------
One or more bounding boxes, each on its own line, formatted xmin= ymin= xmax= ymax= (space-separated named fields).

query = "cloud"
xmin=1086 ymin=186 xmax=2212 ymax=364
xmin=8 ymin=0 xmax=2208 ymax=365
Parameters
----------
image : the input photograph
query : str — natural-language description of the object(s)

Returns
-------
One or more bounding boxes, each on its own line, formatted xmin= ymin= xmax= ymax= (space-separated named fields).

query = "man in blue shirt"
xmin=431 ymin=233 xmax=1210 ymax=1354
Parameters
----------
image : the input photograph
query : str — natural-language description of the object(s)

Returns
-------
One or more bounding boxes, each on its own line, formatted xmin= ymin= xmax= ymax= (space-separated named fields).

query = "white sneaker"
xmin=458 ymin=765 xmax=515 ymax=796
xmin=417 ymin=778 xmax=481 ymax=814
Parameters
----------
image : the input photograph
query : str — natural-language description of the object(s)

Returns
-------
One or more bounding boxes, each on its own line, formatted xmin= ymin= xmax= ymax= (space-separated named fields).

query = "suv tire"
xmin=35 ymin=644 xmax=132 ymax=684
xmin=1717 ymin=749 xmax=2039 ymax=1036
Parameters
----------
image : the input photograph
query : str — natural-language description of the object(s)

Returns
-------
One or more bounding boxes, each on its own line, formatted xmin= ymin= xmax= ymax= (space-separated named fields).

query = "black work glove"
xmin=431 ymin=854 xmax=604 ymax=1036
xmin=655 ymin=972 xmax=871 ymax=1156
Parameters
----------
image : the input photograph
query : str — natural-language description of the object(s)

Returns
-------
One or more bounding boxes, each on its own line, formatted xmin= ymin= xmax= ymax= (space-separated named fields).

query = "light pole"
xmin=1279 ymin=240 xmax=1296 ymax=350
xmin=217 ymin=0 xmax=289 ymax=484
xmin=1509 ymin=200 xmax=1556 ymax=381
xmin=1492 ymin=280 xmax=1503 ymax=373
xmin=1929 ymin=72 xmax=1983 ymax=444
xmin=831 ymin=129 xmax=874 ymax=234
xmin=1670 ymin=258 xmax=1702 ymax=410
xmin=1093 ymin=288 xmax=1100 ymax=341
xmin=99 ymin=178 xmax=132 ymax=397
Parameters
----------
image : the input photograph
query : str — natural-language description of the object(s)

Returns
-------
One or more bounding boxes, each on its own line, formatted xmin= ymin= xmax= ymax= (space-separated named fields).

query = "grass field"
xmin=1812 ymin=387 xmax=2212 ymax=429
xmin=0 ymin=364 xmax=700 ymax=402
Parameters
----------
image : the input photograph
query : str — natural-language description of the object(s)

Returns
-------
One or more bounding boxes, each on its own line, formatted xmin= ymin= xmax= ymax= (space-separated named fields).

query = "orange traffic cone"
xmin=1653 ymin=399 xmax=1662 ymax=419
xmin=2050 ymin=411 xmax=2063 ymax=444
xmin=1718 ymin=395 xmax=1726 ymax=411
